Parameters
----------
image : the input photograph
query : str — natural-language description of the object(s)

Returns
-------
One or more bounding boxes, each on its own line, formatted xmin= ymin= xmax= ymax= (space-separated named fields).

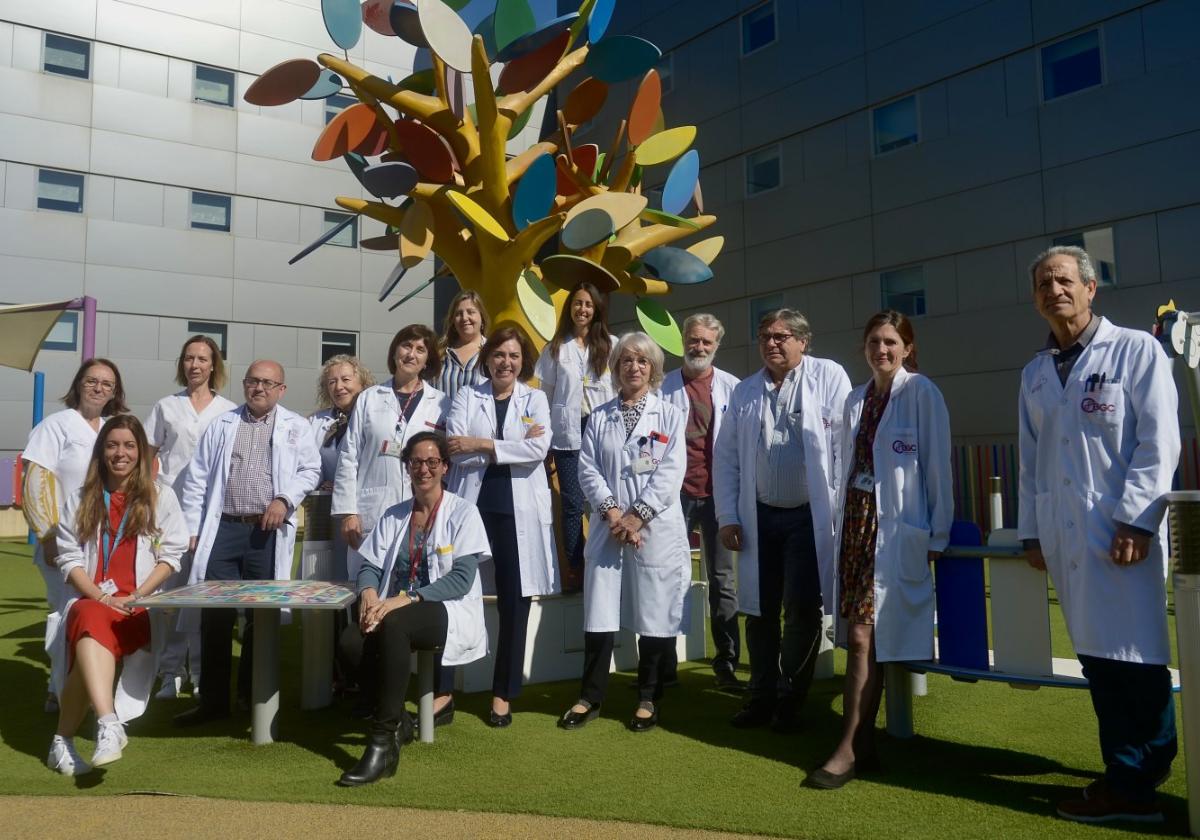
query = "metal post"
xmin=80 ymin=296 xmax=96 ymax=360
xmin=28 ymin=372 xmax=45 ymax=545
xmin=251 ymin=609 xmax=281 ymax=745
xmin=989 ymin=475 xmax=1004 ymax=533
xmin=417 ymin=649 xmax=435 ymax=743
xmin=1167 ymin=492 xmax=1200 ymax=837
xmin=884 ymin=663 xmax=914 ymax=738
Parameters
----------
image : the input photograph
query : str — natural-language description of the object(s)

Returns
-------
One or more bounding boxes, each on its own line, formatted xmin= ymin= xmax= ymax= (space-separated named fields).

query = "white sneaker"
xmin=47 ymin=736 xmax=93 ymax=776
xmin=92 ymin=719 xmax=127 ymax=767
xmin=155 ymin=675 xmax=183 ymax=700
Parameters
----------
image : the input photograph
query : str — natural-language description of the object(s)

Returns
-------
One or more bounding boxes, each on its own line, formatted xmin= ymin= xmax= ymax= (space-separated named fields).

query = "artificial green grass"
xmin=0 ymin=539 xmax=1190 ymax=838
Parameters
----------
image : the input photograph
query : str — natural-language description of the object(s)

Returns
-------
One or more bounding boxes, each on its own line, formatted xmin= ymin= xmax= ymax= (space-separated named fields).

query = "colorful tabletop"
xmin=131 ymin=580 xmax=354 ymax=610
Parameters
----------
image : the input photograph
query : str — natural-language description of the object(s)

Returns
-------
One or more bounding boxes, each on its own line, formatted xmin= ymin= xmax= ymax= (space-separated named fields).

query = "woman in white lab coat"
xmin=335 ymin=432 xmax=491 ymax=787
xmin=143 ymin=334 xmax=237 ymax=698
xmin=534 ymin=282 xmax=614 ymax=588
xmin=22 ymin=358 xmax=127 ymax=712
xmin=809 ymin=310 xmax=952 ymax=789
xmin=557 ymin=332 xmax=690 ymax=733
xmin=332 ymin=324 xmax=453 ymax=716
xmin=47 ymin=415 xmax=188 ymax=776
xmin=446 ymin=326 xmax=559 ymax=727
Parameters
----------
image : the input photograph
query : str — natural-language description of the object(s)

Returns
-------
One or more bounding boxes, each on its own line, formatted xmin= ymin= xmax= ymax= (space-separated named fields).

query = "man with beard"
xmin=661 ymin=314 xmax=743 ymax=690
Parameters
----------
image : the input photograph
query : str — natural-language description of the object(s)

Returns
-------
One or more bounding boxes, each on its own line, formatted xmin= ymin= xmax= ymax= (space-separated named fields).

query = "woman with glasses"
xmin=807 ymin=310 xmax=952 ymax=789
xmin=336 ymin=432 xmax=491 ymax=786
xmin=534 ymin=282 xmax=614 ymax=590
xmin=142 ymin=335 xmax=237 ymax=699
xmin=446 ymin=326 xmax=559 ymax=727
xmin=434 ymin=290 xmax=489 ymax=403
xmin=558 ymin=333 xmax=689 ymax=733
xmin=47 ymin=415 xmax=189 ymax=775
xmin=333 ymin=326 xmax=453 ymax=719
xmin=23 ymin=358 xmax=128 ymax=713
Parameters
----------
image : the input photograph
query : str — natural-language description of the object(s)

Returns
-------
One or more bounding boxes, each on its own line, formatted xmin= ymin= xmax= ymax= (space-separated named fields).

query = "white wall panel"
xmin=252 ymin=323 xmax=298 ymax=369
xmin=0 ymin=112 xmax=91 ymax=171
xmin=3 ymin=0 xmax=97 ymax=39
xmin=113 ymin=178 xmax=164 ymax=226
xmin=0 ymin=254 xmax=85 ymax=301
xmin=90 ymin=129 xmax=236 ymax=193
xmin=92 ymin=41 xmax=119 ymax=87
xmin=234 ymin=237 xmax=360 ymax=291
xmin=107 ymin=313 xmax=160 ymax=360
xmin=0 ymin=66 xmax=94 ymax=125
xmin=3 ymin=162 xmax=35 ymax=210
xmin=0 ymin=22 xmax=13 ymax=67
xmin=85 ymin=264 xmax=234 ymax=320
xmin=235 ymin=153 xmax=360 ymax=208
xmin=117 ymin=46 xmax=168 ymax=98
xmin=0 ymin=207 xmax=87 ymax=261
xmin=86 ymin=218 xmax=235 ymax=277
xmin=95 ymin=0 xmax=238 ymax=67
xmin=9 ymin=23 xmax=39 ymax=72
xmin=84 ymin=174 xmax=114 ymax=219
xmin=234 ymin=279 xmax=358 ymax=331
xmin=120 ymin=0 xmax=240 ymax=30
xmin=93 ymin=86 xmax=238 ymax=151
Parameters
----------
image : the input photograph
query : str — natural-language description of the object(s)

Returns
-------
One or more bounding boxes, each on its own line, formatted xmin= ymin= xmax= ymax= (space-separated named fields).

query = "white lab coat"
xmin=143 ymin=391 xmax=238 ymax=491
xmin=445 ymin=381 xmax=561 ymax=597
xmin=332 ymin=381 xmax=448 ymax=580
xmin=179 ymin=405 xmax=322 ymax=587
xmin=659 ymin=366 xmax=740 ymax=447
xmin=1018 ymin=316 xmax=1180 ymax=665
xmin=359 ymin=491 xmax=493 ymax=666
xmin=577 ymin=392 xmax=690 ymax=636
xmin=713 ymin=356 xmax=852 ymax=617
xmin=56 ymin=487 xmax=189 ymax=722
xmin=535 ymin=339 xmax=615 ymax=450
xmin=831 ymin=368 xmax=954 ymax=662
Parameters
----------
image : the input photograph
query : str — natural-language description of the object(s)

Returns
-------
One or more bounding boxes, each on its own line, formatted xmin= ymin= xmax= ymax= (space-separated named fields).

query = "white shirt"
xmin=143 ymin=390 xmax=238 ymax=490
xmin=755 ymin=367 xmax=809 ymax=507
xmin=23 ymin=408 xmax=104 ymax=503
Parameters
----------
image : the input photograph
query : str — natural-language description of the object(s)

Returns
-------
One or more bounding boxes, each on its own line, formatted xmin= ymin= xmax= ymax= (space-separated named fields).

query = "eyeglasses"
xmin=406 ymin=457 xmax=444 ymax=472
xmin=82 ymin=377 xmax=115 ymax=393
xmin=618 ymin=357 xmax=651 ymax=369
xmin=757 ymin=332 xmax=795 ymax=346
xmin=243 ymin=378 xmax=283 ymax=391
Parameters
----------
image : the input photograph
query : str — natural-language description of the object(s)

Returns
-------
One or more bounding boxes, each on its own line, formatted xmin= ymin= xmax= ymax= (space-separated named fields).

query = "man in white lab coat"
xmin=1018 ymin=246 xmax=1180 ymax=823
xmin=715 ymin=309 xmax=851 ymax=731
xmin=174 ymin=360 xmax=321 ymax=726
xmin=661 ymin=313 xmax=743 ymax=689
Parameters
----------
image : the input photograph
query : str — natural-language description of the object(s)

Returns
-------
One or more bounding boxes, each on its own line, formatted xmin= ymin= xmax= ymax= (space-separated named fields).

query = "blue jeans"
xmin=681 ymin=493 xmax=740 ymax=672
xmin=554 ymin=448 xmax=586 ymax=569
xmin=1078 ymin=653 xmax=1176 ymax=801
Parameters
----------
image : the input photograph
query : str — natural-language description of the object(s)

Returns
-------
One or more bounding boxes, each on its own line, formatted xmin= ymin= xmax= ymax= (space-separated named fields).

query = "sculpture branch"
xmin=470 ymin=35 xmax=511 ymax=220
xmin=501 ymin=45 xmax=590 ymax=118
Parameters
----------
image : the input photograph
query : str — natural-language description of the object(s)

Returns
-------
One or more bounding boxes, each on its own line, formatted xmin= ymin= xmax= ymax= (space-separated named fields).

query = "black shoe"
xmin=558 ymin=702 xmax=600 ymax=730
xmin=398 ymin=712 xmax=415 ymax=747
xmin=628 ymin=704 xmax=658 ymax=732
xmin=714 ymin=669 xmax=744 ymax=692
xmin=433 ymin=698 xmax=455 ymax=727
xmin=804 ymin=765 xmax=855 ymax=790
xmin=337 ymin=730 xmax=399 ymax=787
xmin=173 ymin=705 xmax=230 ymax=727
xmin=730 ymin=703 xmax=773 ymax=729
xmin=770 ymin=705 xmax=803 ymax=734
xmin=487 ymin=709 xmax=513 ymax=728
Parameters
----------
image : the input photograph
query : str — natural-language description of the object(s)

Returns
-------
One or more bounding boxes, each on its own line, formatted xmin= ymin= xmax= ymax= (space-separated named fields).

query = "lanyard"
xmin=100 ymin=489 xmax=130 ymax=580
xmin=405 ymin=493 xmax=442 ymax=596
xmin=394 ymin=385 xmax=422 ymax=436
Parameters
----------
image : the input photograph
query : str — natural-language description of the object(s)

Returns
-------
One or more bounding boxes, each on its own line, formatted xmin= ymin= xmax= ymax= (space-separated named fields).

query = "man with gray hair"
xmin=1019 ymin=246 xmax=1179 ymax=822
xmin=715 ymin=309 xmax=850 ymax=731
xmin=661 ymin=313 xmax=743 ymax=690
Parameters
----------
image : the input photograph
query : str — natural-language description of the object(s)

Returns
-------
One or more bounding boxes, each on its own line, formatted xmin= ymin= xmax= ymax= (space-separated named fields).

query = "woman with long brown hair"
xmin=534 ymin=282 xmax=614 ymax=585
xmin=434 ymin=290 xmax=490 ymax=403
xmin=46 ymin=415 xmax=189 ymax=775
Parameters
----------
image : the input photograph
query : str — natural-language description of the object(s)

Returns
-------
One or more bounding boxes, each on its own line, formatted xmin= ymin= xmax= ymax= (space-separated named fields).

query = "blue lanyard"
xmin=101 ymin=490 xmax=130 ymax=580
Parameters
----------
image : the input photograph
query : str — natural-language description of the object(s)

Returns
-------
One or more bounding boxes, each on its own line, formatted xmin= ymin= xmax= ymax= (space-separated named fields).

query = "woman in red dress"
xmin=47 ymin=415 xmax=189 ymax=776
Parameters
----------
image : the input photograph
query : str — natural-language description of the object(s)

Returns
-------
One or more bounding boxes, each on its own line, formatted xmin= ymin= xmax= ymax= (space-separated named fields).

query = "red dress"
xmin=65 ymin=492 xmax=151 ymax=665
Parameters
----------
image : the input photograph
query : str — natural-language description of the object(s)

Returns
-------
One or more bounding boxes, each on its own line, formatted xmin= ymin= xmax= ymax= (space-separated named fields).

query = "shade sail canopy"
xmin=0 ymin=299 xmax=80 ymax=371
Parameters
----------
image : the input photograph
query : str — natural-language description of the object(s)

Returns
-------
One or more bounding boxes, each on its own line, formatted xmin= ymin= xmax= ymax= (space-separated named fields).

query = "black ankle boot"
xmin=337 ymin=729 xmax=399 ymax=787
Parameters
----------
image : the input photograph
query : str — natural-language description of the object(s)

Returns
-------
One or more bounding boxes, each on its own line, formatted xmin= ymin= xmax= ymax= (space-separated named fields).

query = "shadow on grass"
xmin=2 ymin=620 xmax=47 ymax=639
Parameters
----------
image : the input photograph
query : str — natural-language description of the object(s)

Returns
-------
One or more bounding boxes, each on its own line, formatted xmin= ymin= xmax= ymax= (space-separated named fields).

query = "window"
xmin=187 ymin=321 xmax=227 ymax=357
xmin=41 ymin=312 xmax=79 ymax=352
xmin=43 ymin=33 xmax=90 ymax=79
xmin=873 ymin=95 xmax=919 ymax=155
xmin=741 ymin=2 xmax=776 ymax=56
xmin=881 ymin=266 xmax=926 ymax=317
xmin=190 ymin=191 xmax=231 ymax=232
xmin=321 ymin=331 xmax=358 ymax=364
xmin=325 ymin=94 xmax=357 ymax=125
xmin=37 ymin=169 xmax=85 ymax=213
xmin=323 ymin=211 xmax=358 ymax=248
xmin=194 ymin=64 xmax=236 ymax=107
xmin=1053 ymin=227 xmax=1116 ymax=286
xmin=749 ymin=293 xmax=784 ymax=335
xmin=657 ymin=53 xmax=674 ymax=95
xmin=745 ymin=144 xmax=781 ymax=196
xmin=1041 ymin=29 xmax=1102 ymax=101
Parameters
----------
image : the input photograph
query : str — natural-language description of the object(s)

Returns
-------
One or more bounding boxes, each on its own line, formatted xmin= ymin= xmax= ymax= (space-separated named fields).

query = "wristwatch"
xmin=409 ymin=591 xmax=422 ymax=603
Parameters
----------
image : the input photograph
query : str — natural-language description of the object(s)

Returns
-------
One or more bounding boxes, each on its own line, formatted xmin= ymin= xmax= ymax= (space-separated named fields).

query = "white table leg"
xmin=301 ymin=610 xmax=333 ymax=710
xmin=252 ymin=608 xmax=280 ymax=745
xmin=884 ymin=663 xmax=914 ymax=738
xmin=417 ymin=649 xmax=435 ymax=744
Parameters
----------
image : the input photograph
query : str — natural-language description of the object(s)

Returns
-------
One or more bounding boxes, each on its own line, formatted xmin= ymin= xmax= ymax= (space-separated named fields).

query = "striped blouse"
xmin=433 ymin=343 xmax=487 ymax=403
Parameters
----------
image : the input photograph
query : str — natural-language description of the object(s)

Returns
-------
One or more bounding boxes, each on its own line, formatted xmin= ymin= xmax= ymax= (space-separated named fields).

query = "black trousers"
xmin=338 ymin=600 xmax=448 ymax=735
xmin=744 ymin=502 xmax=823 ymax=710
xmin=482 ymin=510 xmax=531 ymax=700
xmin=199 ymin=520 xmax=275 ymax=713
xmin=580 ymin=631 xmax=675 ymax=705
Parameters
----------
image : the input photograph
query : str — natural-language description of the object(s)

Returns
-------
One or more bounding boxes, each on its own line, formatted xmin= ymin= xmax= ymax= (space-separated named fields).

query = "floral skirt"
xmin=838 ymin=488 xmax=878 ymax=624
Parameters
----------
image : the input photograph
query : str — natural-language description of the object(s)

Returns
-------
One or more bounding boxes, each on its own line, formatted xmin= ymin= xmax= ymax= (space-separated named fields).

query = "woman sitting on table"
xmin=336 ymin=432 xmax=491 ymax=787
xmin=446 ymin=325 xmax=560 ymax=727
xmin=47 ymin=415 xmax=189 ymax=775
xmin=807 ymin=310 xmax=952 ymax=790
xmin=558 ymin=332 xmax=690 ymax=733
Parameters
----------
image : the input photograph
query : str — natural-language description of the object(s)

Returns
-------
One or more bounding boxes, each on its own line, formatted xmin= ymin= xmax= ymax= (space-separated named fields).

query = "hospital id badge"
xmin=851 ymin=471 xmax=874 ymax=493
xmin=632 ymin=455 xmax=655 ymax=474
xmin=380 ymin=438 xmax=404 ymax=458
xmin=99 ymin=579 xmax=118 ymax=596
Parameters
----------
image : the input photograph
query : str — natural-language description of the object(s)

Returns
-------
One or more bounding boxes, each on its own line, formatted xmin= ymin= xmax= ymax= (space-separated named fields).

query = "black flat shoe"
xmin=338 ymin=730 xmax=399 ymax=787
xmin=730 ymin=703 xmax=773 ymax=729
xmin=804 ymin=765 xmax=855 ymax=790
xmin=434 ymin=699 xmax=455 ymax=727
xmin=173 ymin=705 xmax=229 ymax=728
xmin=487 ymin=709 xmax=513 ymax=728
xmin=628 ymin=706 xmax=658 ymax=733
xmin=714 ymin=670 xmax=744 ymax=692
xmin=557 ymin=703 xmax=600 ymax=730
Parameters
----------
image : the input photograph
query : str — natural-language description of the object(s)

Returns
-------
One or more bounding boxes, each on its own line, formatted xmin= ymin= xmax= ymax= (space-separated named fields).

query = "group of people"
xmin=22 ymin=246 xmax=1181 ymax=824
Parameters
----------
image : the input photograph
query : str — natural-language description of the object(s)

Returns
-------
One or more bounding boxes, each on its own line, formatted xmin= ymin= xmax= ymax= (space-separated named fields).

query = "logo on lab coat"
xmin=891 ymin=440 xmax=917 ymax=454
xmin=1081 ymin=397 xmax=1117 ymax=413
